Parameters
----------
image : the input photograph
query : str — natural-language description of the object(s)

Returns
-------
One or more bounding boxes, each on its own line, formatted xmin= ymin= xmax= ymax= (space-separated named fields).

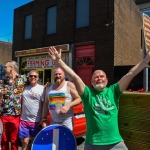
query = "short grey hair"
xmin=6 ymin=61 xmax=19 ymax=72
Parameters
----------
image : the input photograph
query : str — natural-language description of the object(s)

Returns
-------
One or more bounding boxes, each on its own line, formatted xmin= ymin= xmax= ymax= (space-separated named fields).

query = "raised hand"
xmin=147 ymin=50 xmax=150 ymax=60
xmin=48 ymin=46 xmax=62 ymax=62
xmin=143 ymin=50 xmax=150 ymax=67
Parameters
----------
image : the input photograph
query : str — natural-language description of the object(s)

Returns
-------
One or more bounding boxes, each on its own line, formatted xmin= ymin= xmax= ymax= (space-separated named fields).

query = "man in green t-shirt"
xmin=47 ymin=47 xmax=150 ymax=150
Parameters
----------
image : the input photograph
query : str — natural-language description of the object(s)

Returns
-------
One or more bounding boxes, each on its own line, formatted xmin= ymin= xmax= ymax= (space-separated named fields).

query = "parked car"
xmin=47 ymin=103 xmax=86 ymax=138
xmin=73 ymin=103 xmax=86 ymax=138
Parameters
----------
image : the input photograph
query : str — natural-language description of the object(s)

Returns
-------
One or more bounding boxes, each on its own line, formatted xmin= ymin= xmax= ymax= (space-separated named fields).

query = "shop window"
xmin=24 ymin=14 xmax=32 ymax=39
xmin=47 ymin=6 xmax=57 ymax=34
xmin=76 ymin=0 xmax=89 ymax=28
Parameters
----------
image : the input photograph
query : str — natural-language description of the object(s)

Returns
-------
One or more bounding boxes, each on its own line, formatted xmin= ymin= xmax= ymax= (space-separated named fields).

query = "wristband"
xmin=41 ymin=118 xmax=47 ymax=123
xmin=143 ymin=59 xmax=149 ymax=64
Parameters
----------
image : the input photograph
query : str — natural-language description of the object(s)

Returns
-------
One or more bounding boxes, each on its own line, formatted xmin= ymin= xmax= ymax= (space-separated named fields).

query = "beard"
xmin=54 ymin=77 xmax=63 ymax=84
xmin=92 ymin=83 xmax=106 ymax=91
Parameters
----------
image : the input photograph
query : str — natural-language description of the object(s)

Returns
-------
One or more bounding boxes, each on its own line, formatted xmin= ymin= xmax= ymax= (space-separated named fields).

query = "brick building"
xmin=0 ymin=41 xmax=12 ymax=64
xmin=13 ymin=0 xmax=143 ymax=89
xmin=0 ymin=41 xmax=12 ymax=79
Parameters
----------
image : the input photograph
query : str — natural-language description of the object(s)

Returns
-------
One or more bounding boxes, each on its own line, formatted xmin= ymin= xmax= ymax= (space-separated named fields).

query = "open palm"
xmin=48 ymin=46 xmax=62 ymax=61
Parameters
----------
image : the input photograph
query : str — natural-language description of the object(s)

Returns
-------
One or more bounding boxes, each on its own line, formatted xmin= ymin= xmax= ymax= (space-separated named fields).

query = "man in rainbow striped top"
xmin=42 ymin=67 xmax=81 ymax=130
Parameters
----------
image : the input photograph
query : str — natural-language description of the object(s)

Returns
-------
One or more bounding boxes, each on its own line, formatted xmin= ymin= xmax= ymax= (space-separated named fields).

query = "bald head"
xmin=92 ymin=70 xmax=107 ymax=79
xmin=91 ymin=70 xmax=108 ymax=91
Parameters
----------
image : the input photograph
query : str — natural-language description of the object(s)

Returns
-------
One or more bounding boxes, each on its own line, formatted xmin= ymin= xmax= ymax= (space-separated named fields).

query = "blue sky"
xmin=0 ymin=0 xmax=32 ymax=43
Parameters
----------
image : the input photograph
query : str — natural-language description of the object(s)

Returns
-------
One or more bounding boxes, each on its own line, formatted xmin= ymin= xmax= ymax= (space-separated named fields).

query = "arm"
xmin=60 ymin=82 xmax=82 ymax=114
xmin=119 ymin=50 xmax=150 ymax=92
xmin=41 ymin=87 xmax=49 ymax=128
xmin=48 ymin=47 xmax=85 ymax=95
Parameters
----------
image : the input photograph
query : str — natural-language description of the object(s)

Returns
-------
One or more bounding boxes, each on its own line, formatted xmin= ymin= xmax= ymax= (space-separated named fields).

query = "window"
xmin=76 ymin=0 xmax=89 ymax=28
xmin=47 ymin=6 xmax=57 ymax=34
xmin=141 ymin=8 xmax=150 ymax=16
xmin=24 ymin=14 xmax=32 ymax=39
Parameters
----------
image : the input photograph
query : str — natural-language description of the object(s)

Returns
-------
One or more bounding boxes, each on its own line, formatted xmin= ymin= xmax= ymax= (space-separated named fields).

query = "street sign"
xmin=32 ymin=124 xmax=77 ymax=150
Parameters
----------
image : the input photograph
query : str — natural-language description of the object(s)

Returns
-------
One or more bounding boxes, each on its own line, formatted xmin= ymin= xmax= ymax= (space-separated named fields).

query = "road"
xmin=76 ymin=136 xmax=85 ymax=150
xmin=18 ymin=136 xmax=86 ymax=150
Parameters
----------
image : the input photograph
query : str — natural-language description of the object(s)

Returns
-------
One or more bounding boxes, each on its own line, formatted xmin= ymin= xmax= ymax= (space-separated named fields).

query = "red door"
xmin=73 ymin=45 xmax=95 ymax=137
xmin=76 ymin=67 xmax=92 ymax=87
xmin=75 ymin=45 xmax=95 ymax=87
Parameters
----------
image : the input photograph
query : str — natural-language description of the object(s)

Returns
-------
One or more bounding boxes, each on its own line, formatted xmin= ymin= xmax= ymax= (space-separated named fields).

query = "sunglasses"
xmin=29 ymin=75 xmax=38 ymax=78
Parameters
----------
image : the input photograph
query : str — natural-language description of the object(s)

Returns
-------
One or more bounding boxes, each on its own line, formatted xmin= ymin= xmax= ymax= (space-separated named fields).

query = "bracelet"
xmin=41 ymin=118 xmax=47 ymax=121
xmin=41 ymin=119 xmax=47 ymax=123
xmin=143 ymin=59 xmax=149 ymax=64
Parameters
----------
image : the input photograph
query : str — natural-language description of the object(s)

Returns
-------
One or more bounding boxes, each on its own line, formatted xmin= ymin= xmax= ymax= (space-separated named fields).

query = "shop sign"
xmin=27 ymin=59 xmax=55 ymax=68
xmin=21 ymin=56 xmax=56 ymax=69
xmin=21 ymin=54 xmax=69 ymax=69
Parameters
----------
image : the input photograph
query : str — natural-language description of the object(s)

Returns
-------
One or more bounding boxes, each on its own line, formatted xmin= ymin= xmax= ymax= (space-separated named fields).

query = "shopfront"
xmin=15 ymin=44 xmax=70 ymax=85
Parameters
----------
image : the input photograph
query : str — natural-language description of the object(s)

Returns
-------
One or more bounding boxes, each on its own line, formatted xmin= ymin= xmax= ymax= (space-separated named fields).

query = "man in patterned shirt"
xmin=0 ymin=61 xmax=26 ymax=150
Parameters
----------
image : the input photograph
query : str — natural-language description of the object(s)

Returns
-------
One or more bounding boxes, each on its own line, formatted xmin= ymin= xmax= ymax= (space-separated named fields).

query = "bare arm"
xmin=119 ymin=50 xmax=150 ymax=92
xmin=41 ymin=87 xmax=49 ymax=128
xmin=60 ymin=82 xmax=82 ymax=114
xmin=48 ymin=47 xmax=85 ymax=95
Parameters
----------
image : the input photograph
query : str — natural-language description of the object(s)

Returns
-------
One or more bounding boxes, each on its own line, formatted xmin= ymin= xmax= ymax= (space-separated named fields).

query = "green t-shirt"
xmin=81 ymin=83 xmax=123 ymax=145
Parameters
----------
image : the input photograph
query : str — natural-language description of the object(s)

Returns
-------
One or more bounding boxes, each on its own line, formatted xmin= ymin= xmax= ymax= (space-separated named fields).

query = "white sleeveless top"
xmin=48 ymin=81 xmax=74 ymax=130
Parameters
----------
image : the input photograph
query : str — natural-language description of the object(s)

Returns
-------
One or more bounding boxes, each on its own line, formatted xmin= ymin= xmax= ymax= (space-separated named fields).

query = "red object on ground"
xmin=138 ymin=88 xmax=144 ymax=92
xmin=47 ymin=103 xmax=86 ymax=138
xmin=128 ymin=89 xmax=133 ymax=92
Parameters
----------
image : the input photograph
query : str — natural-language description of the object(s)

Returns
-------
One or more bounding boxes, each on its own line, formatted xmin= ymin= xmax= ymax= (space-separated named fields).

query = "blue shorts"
xmin=19 ymin=120 xmax=41 ymax=138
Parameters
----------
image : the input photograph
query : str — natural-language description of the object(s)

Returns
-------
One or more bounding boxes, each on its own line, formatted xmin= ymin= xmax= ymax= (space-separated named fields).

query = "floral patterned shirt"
xmin=0 ymin=75 xmax=26 ymax=116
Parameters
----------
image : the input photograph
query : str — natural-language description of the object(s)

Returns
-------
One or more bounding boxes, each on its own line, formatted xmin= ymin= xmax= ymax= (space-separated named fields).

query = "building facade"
xmin=13 ymin=0 xmax=143 ymax=88
xmin=135 ymin=0 xmax=150 ymax=10
xmin=0 ymin=41 xmax=12 ymax=79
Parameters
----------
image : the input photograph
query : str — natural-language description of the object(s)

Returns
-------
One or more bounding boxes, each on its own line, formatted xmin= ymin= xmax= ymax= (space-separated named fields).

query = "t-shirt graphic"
xmin=95 ymin=95 xmax=115 ymax=114
xmin=49 ymin=92 xmax=66 ymax=114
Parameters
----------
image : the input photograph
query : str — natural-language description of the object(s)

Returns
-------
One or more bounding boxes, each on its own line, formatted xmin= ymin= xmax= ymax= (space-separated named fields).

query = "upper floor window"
xmin=47 ymin=6 xmax=57 ymax=34
xmin=76 ymin=0 xmax=89 ymax=28
xmin=24 ymin=14 xmax=32 ymax=39
xmin=141 ymin=8 xmax=150 ymax=16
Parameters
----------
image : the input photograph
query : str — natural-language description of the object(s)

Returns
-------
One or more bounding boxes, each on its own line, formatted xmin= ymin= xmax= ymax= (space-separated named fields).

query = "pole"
xmin=143 ymin=43 xmax=149 ymax=92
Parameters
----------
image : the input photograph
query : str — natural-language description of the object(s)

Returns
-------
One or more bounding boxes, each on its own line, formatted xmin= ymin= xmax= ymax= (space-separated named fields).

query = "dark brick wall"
xmin=13 ymin=0 xmax=142 ymax=85
xmin=135 ymin=0 xmax=149 ymax=4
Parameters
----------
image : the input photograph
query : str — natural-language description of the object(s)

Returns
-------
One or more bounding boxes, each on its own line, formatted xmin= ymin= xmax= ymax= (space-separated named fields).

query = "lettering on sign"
xmin=27 ymin=59 xmax=54 ymax=68
xmin=21 ymin=54 xmax=69 ymax=69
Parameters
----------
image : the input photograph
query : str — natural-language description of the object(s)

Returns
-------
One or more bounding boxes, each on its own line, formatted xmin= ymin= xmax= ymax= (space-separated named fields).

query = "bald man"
xmin=42 ymin=68 xmax=81 ymax=130
xmin=47 ymin=46 xmax=150 ymax=150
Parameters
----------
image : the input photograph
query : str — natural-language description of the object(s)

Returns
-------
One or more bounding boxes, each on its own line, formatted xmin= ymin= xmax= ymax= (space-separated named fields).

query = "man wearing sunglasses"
xmin=19 ymin=70 xmax=45 ymax=150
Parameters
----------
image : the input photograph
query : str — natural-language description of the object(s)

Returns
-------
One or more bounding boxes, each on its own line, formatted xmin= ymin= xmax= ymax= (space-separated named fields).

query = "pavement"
xmin=17 ymin=136 xmax=85 ymax=150
xmin=76 ymin=136 xmax=85 ymax=150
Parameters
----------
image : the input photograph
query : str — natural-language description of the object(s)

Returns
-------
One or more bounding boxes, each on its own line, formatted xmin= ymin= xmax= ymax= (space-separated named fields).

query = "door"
xmin=36 ymin=69 xmax=44 ymax=85
xmin=75 ymin=45 xmax=95 ymax=87
xmin=44 ymin=69 xmax=52 ymax=85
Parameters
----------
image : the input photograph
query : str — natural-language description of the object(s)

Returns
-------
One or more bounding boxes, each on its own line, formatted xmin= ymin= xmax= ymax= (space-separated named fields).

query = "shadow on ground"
xmin=76 ymin=137 xmax=85 ymax=146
